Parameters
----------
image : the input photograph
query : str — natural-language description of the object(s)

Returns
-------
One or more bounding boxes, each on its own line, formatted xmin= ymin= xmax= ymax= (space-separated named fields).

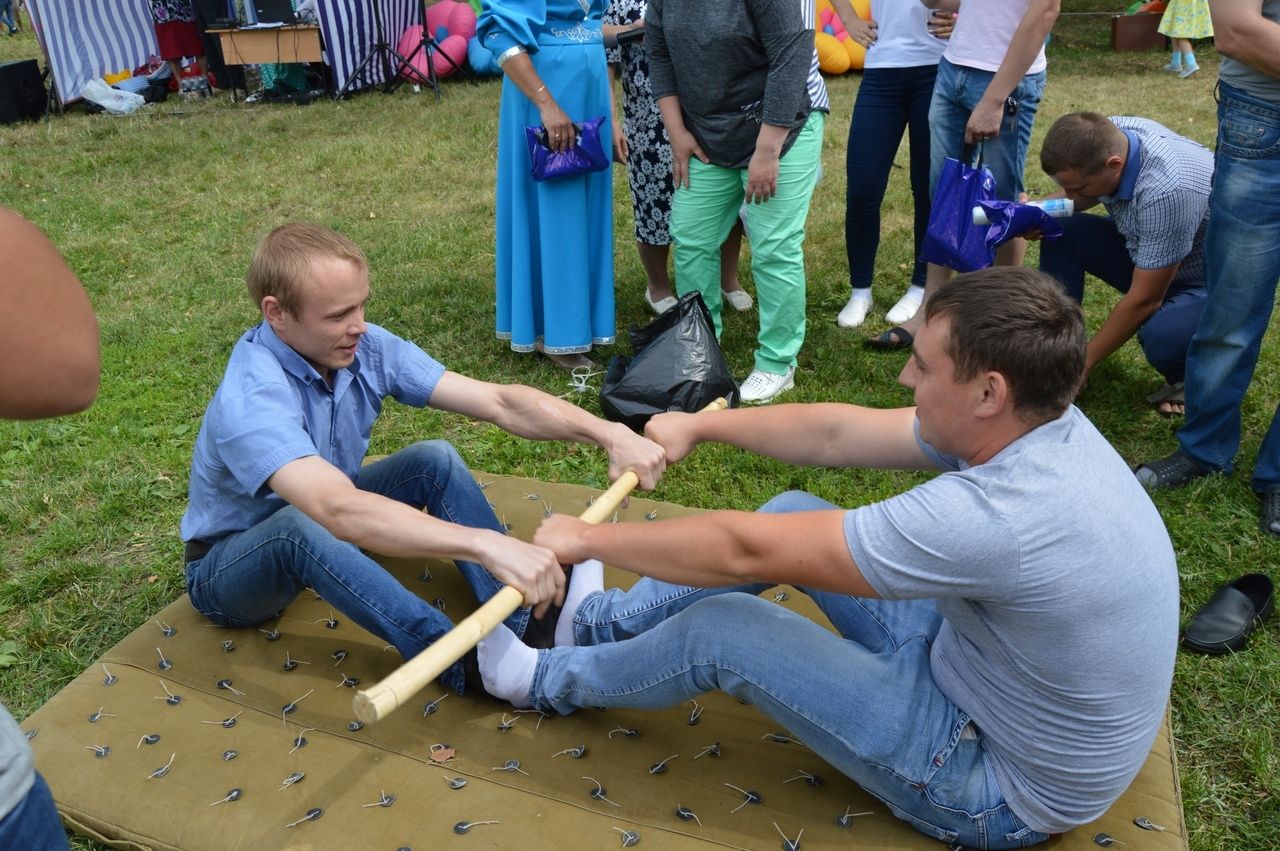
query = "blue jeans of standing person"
xmin=847 ymin=65 xmax=937 ymax=292
xmin=535 ymin=491 xmax=1050 ymax=849
xmin=1039 ymin=212 xmax=1207 ymax=384
xmin=0 ymin=774 xmax=69 ymax=850
xmin=185 ymin=441 xmax=529 ymax=694
xmin=0 ymin=0 xmax=14 ymax=33
xmin=1177 ymin=82 xmax=1280 ymax=492
xmin=928 ymin=58 xmax=1046 ymax=201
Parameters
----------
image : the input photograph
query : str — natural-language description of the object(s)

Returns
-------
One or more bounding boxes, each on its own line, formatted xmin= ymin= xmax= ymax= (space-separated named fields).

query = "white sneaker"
xmin=885 ymin=289 xmax=924 ymax=325
xmin=739 ymin=366 xmax=795 ymax=404
xmin=722 ymin=288 xmax=753 ymax=312
xmin=837 ymin=293 xmax=871 ymax=328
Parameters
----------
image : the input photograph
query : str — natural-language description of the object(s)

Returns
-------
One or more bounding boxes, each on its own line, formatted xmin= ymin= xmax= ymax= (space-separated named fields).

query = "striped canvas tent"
xmin=317 ymin=0 xmax=420 ymax=95
xmin=28 ymin=0 xmax=420 ymax=105
xmin=27 ymin=0 xmax=160 ymax=105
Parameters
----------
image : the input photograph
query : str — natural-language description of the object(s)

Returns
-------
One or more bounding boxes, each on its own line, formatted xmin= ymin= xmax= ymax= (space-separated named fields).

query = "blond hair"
xmin=246 ymin=223 xmax=368 ymax=316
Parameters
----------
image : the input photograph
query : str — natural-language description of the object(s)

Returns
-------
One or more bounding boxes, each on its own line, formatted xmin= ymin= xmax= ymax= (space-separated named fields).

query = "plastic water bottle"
xmin=972 ymin=198 xmax=1073 ymax=225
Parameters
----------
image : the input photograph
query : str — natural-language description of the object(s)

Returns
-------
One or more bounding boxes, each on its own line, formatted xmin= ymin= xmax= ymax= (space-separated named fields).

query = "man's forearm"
xmin=572 ymin=510 xmax=877 ymax=596
xmin=680 ymin=404 xmax=932 ymax=470
xmin=489 ymin=384 xmax=629 ymax=454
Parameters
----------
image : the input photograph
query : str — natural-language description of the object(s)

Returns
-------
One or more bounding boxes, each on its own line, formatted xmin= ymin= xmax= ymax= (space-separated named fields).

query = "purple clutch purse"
xmin=525 ymin=115 xmax=610 ymax=181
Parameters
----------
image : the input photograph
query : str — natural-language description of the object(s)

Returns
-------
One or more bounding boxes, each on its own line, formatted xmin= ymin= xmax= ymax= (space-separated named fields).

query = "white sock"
xmin=849 ymin=288 xmax=872 ymax=303
xmin=903 ymin=284 xmax=925 ymax=300
xmin=556 ymin=559 xmax=604 ymax=648
xmin=477 ymin=625 xmax=537 ymax=706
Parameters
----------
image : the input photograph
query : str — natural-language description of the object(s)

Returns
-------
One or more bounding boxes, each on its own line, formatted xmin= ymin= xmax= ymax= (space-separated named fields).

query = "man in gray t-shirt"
xmin=477 ymin=268 xmax=1179 ymax=847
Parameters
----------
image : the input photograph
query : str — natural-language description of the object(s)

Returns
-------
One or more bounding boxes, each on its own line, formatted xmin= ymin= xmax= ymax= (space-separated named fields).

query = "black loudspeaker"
xmin=0 ymin=59 xmax=46 ymax=125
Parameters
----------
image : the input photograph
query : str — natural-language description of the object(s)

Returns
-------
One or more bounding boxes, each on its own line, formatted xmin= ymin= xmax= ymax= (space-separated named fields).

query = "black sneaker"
xmin=460 ymin=646 xmax=496 ymax=700
xmin=1260 ymin=490 xmax=1280 ymax=538
xmin=1133 ymin=451 xmax=1211 ymax=491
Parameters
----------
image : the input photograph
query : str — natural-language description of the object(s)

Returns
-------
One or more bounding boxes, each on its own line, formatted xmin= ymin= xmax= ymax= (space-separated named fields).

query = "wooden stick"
xmin=353 ymin=397 xmax=728 ymax=724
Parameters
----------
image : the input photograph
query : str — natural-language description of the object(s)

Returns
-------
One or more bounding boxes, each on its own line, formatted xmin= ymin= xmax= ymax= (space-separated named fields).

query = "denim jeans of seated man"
xmin=185 ymin=441 xmax=528 ymax=694
xmin=1178 ymin=82 xmax=1280 ymax=492
xmin=534 ymin=490 xmax=1049 ymax=849
xmin=0 ymin=774 xmax=69 ymax=850
xmin=928 ymin=58 xmax=1046 ymax=202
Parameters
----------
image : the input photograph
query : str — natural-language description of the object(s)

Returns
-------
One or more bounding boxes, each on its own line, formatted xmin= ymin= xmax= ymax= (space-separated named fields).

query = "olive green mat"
xmin=23 ymin=474 xmax=1187 ymax=850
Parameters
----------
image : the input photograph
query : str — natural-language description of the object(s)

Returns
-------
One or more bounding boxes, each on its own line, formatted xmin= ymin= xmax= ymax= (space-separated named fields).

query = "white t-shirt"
xmin=943 ymin=0 xmax=1048 ymax=75
xmin=865 ymin=0 xmax=946 ymax=69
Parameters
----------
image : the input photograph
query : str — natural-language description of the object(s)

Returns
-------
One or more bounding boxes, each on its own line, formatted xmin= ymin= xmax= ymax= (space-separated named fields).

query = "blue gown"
xmin=478 ymin=0 xmax=615 ymax=355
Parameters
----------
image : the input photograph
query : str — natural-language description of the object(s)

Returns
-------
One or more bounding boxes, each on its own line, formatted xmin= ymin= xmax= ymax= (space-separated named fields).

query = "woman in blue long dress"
xmin=478 ymin=0 xmax=614 ymax=370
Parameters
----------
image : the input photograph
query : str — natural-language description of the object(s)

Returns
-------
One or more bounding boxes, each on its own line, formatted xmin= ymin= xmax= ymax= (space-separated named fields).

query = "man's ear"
xmin=976 ymin=370 xmax=1010 ymax=419
xmin=262 ymin=296 xmax=286 ymax=329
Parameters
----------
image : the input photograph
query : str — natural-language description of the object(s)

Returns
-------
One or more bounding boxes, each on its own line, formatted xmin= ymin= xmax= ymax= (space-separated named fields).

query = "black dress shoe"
xmin=1181 ymin=573 xmax=1275 ymax=655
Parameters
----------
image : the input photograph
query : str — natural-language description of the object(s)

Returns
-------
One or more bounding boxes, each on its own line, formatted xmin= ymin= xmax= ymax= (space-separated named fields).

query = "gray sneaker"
xmin=1133 ymin=451 xmax=1210 ymax=490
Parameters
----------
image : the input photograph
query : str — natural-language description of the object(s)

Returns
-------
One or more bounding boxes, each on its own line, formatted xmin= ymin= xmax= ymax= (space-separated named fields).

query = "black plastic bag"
xmin=599 ymin=292 xmax=740 ymax=432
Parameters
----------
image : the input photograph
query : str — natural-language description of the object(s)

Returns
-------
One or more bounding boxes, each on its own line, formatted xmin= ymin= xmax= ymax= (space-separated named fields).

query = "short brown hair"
xmin=1039 ymin=112 xmax=1126 ymax=177
xmin=246 ymin=223 xmax=368 ymax=316
xmin=924 ymin=268 xmax=1085 ymax=424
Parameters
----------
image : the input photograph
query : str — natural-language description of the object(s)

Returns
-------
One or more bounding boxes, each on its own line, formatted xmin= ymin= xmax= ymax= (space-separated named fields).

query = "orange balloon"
xmin=816 ymin=31 xmax=851 ymax=74
xmin=844 ymin=35 xmax=866 ymax=71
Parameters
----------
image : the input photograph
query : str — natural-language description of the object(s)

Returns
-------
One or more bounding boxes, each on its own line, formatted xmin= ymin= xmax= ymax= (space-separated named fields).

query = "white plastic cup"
xmin=972 ymin=197 xmax=1074 ymax=226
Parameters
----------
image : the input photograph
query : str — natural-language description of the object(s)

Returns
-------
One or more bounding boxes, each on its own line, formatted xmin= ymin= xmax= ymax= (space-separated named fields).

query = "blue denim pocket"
xmin=1217 ymin=88 xmax=1280 ymax=159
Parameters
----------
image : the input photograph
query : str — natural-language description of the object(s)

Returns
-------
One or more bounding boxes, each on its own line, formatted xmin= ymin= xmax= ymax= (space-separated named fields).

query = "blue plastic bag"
xmin=976 ymin=200 xmax=1065 ymax=249
xmin=921 ymin=156 xmax=997 ymax=272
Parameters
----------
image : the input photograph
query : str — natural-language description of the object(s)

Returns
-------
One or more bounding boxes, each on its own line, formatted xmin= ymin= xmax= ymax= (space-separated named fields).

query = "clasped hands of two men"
xmin=491 ymin=409 xmax=698 ymax=619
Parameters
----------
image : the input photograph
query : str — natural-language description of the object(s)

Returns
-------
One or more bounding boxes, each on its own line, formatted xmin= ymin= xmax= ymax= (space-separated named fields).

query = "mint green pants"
xmin=670 ymin=111 xmax=824 ymax=375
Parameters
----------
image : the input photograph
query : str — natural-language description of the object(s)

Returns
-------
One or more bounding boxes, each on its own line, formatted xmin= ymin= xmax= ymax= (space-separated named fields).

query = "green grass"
xmin=0 ymin=8 xmax=1277 ymax=849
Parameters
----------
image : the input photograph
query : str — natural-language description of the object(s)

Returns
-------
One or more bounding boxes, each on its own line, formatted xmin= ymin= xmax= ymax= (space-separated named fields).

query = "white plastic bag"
xmin=81 ymin=78 xmax=146 ymax=115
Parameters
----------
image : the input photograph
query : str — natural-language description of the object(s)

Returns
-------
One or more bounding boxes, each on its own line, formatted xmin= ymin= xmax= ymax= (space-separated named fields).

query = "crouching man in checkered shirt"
xmin=1028 ymin=112 xmax=1212 ymax=415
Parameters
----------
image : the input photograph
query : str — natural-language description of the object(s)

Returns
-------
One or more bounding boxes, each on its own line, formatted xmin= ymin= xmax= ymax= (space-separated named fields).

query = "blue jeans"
xmin=185 ymin=441 xmax=528 ymax=694
xmin=846 ymin=65 xmax=937 ymax=291
xmin=1178 ymin=82 xmax=1280 ymax=491
xmin=929 ymin=58 xmax=1045 ymax=201
xmin=533 ymin=491 xmax=1048 ymax=849
xmin=1039 ymin=212 xmax=1207 ymax=383
xmin=0 ymin=774 xmax=69 ymax=850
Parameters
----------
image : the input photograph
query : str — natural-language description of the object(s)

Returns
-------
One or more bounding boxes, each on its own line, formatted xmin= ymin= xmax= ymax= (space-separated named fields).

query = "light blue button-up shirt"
xmin=180 ymin=321 xmax=445 ymax=543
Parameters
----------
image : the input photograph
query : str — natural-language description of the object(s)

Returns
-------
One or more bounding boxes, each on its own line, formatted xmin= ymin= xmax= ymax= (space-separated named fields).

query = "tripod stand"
xmin=336 ymin=0 xmax=419 ymax=98
xmin=398 ymin=0 xmax=475 ymax=101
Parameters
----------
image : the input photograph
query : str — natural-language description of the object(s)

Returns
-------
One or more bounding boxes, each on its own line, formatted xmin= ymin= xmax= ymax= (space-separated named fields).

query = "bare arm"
xmin=966 ymin=0 xmax=1059 ymax=144
xmin=0 ymin=208 xmax=100 ymax=419
xmin=1085 ymin=265 xmax=1177 ymax=376
xmin=745 ymin=122 xmax=791 ymax=203
xmin=1212 ymin=0 xmax=1280 ymax=78
xmin=832 ymin=0 xmax=877 ymax=48
xmin=645 ymin=403 xmax=937 ymax=470
xmin=657 ymin=94 xmax=708 ymax=189
xmin=534 ymin=509 xmax=879 ymax=597
xmin=269 ymin=455 xmax=565 ymax=611
xmin=500 ymin=53 xmax=574 ymax=153
xmin=429 ymin=372 xmax=666 ymax=489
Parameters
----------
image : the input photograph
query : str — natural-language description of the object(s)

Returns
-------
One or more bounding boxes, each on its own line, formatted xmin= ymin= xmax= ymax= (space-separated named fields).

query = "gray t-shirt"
xmin=1219 ymin=0 xmax=1280 ymax=103
xmin=0 ymin=703 xmax=35 ymax=822
xmin=845 ymin=407 xmax=1178 ymax=834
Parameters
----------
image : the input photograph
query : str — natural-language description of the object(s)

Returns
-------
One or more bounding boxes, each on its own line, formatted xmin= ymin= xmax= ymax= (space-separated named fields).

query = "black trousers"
xmin=192 ymin=0 xmax=243 ymax=90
